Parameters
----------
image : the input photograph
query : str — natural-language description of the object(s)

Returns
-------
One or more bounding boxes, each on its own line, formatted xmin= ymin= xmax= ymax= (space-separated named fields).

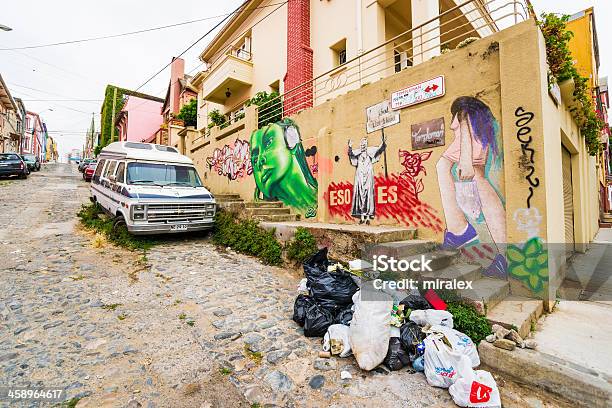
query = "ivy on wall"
xmin=99 ymin=85 xmax=127 ymax=150
xmin=537 ymin=13 xmax=605 ymax=156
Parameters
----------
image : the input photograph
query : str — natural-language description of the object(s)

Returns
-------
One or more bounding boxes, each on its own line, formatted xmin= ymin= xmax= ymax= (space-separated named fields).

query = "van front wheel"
xmin=112 ymin=215 xmax=127 ymax=236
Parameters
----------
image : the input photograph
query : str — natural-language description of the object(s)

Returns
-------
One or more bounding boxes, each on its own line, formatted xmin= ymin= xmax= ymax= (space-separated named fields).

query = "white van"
xmin=91 ymin=141 xmax=216 ymax=234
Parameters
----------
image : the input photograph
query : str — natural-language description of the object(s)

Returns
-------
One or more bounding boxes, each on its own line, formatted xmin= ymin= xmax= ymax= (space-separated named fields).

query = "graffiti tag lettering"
xmin=515 ymin=107 xmax=539 ymax=208
xmin=206 ymin=139 xmax=252 ymax=181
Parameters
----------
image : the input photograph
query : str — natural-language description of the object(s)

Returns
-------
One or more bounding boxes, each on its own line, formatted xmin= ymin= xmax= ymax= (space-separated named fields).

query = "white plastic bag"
xmin=323 ymin=324 xmax=352 ymax=358
xmin=423 ymin=333 xmax=472 ymax=388
xmin=410 ymin=309 xmax=454 ymax=328
xmin=349 ymin=289 xmax=393 ymax=371
xmin=429 ymin=325 xmax=480 ymax=367
xmin=449 ymin=369 xmax=501 ymax=407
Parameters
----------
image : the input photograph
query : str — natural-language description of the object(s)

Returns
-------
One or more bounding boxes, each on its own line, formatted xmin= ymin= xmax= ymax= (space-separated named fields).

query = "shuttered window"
xmin=562 ymin=147 xmax=575 ymax=256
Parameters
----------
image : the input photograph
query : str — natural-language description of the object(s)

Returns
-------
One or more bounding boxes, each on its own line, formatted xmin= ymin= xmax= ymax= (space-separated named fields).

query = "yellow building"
xmin=567 ymin=7 xmax=610 ymax=224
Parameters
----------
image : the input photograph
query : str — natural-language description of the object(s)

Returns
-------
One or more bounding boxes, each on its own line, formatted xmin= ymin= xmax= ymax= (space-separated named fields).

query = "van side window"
xmin=104 ymin=160 xmax=117 ymax=178
xmin=115 ymin=162 xmax=125 ymax=183
xmin=93 ymin=159 xmax=106 ymax=183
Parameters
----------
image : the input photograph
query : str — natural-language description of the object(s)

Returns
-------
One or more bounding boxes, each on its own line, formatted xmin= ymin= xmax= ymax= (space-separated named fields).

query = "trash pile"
xmin=292 ymin=249 xmax=502 ymax=407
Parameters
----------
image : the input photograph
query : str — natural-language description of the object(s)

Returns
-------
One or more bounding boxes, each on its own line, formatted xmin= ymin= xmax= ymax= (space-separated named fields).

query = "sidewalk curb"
xmin=478 ymin=341 xmax=612 ymax=408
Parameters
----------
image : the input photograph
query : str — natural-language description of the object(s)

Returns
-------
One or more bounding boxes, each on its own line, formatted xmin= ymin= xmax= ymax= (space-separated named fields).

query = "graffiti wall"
xmin=206 ymin=139 xmax=252 ymax=180
xmin=250 ymin=119 xmax=318 ymax=218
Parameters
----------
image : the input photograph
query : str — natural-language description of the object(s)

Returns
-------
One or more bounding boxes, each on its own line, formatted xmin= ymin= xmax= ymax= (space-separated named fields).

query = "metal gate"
xmin=562 ymin=146 xmax=575 ymax=255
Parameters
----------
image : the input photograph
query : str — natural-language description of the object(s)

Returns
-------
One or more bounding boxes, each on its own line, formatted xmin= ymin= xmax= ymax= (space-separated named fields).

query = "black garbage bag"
xmin=293 ymin=294 xmax=316 ymax=327
xmin=399 ymin=321 xmax=426 ymax=361
xmin=384 ymin=337 xmax=411 ymax=371
xmin=304 ymin=248 xmax=359 ymax=312
xmin=399 ymin=293 xmax=431 ymax=311
xmin=303 ymin=302 xmax=334 ymax=337
xmin=333 ymin=305 xmax=354 ymax=326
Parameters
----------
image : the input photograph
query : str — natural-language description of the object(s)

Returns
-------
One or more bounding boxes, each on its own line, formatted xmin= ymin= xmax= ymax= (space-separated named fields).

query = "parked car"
xmin=21 ymin=154 xmax=40 ymax=172
xmin=83 ymin=161 xmax=97 ymax=182
xmin=91 ymin=141 xmax=216 ymax=235
xmin=0 ymin=153 xmax=28 ymax=179
xmin=78 ymin=158 xmax=93 ymax=172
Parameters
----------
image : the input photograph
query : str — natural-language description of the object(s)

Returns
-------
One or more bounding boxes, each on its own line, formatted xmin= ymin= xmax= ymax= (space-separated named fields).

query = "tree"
xmin=177 ymin=98 xmax=197 ymax=127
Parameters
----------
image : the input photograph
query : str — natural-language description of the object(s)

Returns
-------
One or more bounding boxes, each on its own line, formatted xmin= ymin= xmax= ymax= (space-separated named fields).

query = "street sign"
xmin=366 ymin=100 xmax=400 ymax=133
xmin=391 ymin=76 xmax=445 ymax=110
xmin=411 ymin=117 xmax=445 ymax=150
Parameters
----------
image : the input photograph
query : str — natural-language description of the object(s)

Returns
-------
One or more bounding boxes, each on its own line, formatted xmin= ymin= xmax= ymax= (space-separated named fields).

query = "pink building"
xmin=115 ymin=93 xmax=164 ymax=143
xmin=24 ymin=111 xmax=44 ymax=159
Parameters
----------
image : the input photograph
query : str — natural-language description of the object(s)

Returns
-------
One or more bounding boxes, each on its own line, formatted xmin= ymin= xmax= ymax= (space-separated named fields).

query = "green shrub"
xmin=208 ymin=109 xmax=227 ymax=129
xmin=446 ymin=302 xmax=492 ymax=344
xmin=77 ymin=203 xmax=155 ymax=251
xmin=177 ymin=98 xmax=197 ymax=127
xmin=213 ymin=210 xmax=282 ymax=265
xmin=286 ymin=227 xmax=317 ymax=264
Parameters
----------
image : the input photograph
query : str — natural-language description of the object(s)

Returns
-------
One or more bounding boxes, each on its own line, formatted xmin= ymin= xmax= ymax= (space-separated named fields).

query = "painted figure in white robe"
xmin=347 ymin=135 xmax=386 ymax=224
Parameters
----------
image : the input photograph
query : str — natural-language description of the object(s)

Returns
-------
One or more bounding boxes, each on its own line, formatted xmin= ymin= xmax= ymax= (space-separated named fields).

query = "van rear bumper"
xmin=127 ymin=220 xmax=214 ymax=235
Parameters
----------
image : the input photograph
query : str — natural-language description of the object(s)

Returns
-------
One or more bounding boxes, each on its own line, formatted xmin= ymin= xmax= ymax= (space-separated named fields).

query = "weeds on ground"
xmin=101 ymin=303 xmax=122 ymax=311
xmin=117 ymin=313 xmax=128 ymax=320
xmin=286 ymin=227 xmax=318 ymax=264
xmin=219 ymin=367 xmax=232 ymax=375
xmin=446 ymin=302 xmax=492 ymax=344
xmin=77 ymin=203 xmax=155 ymax=251
xmin=243 ymin=344 xmax=263 ymax=364
xmin=213 ymin=210 xmax=282 ymax=265
xmin=178 ymin=313 xmax=187 ymax=320
xmin=56 ymin=397 xmax=81 ymax=408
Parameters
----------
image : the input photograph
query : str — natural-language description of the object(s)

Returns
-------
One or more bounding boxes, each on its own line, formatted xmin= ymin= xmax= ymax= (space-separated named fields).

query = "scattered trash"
xmin=304 ymin=302 xmax=334 ymax=337
xmin=424 ymin=288 xmax=447 ymax=310
xmin=412 ymin=355 xmax=425 ymax=372
xmin=333 ymin=305 xmax=354 ymax=326
xmin=304 ymin=248 xmax=359 ymax=313
xmin=292 ymin=294 xmax=315 ymax=327
xmin=390 ymin=304 xmax=407 ymax=327
xmin=427 ymin=325 xmax=480 ymax=367
xmin=348 ymin=259 xmax=372 ymax=271
xmin=424 ymin=332 xmax=472 ymax=388
xmin=340 ymin=370 xmax=352 ymax=380
xmin=349 ymin=289 xmax=393 ymax=371
xmin=449 ymin=369 xmax=501 ymax=407
xmin=399 ymin=321 xmax=426 ymax=361
xmin=399 ymin=293 xmax=431 ymax=311
xmin=297 ymin=278 xmax=308 ymax=294
xmin=487 ymin=323 xmax=534 ymax=351
xmin=384 ymin=337 xmax=411 ymax=371
xmin=323 ymin=324 xmax=352 ymax=358
xmin=410 ymin=309 xmax=454 ymax=328
xmin=318 ymin=351 xmax=331 ymax=358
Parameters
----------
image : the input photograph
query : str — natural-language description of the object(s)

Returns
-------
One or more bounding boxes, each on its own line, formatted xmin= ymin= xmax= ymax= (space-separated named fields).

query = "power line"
xmin=134 ymin=1 xmax=250 ymax=91
xmin=20 ymin=99 xmax=103 ymax=102
xmin=0 ymin=1 xmax=287 ymax=51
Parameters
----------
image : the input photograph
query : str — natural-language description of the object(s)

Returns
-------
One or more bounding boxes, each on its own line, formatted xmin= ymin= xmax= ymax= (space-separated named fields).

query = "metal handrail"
xmin=255 ymin=0 xmax=528 ymax=125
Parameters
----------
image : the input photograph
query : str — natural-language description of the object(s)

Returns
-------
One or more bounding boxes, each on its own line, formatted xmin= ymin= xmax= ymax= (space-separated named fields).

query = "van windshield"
xmin=126 ymin=162 xmax=203 ymax=187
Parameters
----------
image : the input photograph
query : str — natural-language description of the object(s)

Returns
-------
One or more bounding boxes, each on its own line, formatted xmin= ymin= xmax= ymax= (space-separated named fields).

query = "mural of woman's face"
xmin=250 ymin=123 xmax=293 ymax=197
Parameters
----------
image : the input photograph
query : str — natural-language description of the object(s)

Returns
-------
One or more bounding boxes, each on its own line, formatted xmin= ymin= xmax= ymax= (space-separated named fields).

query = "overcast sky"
xmin=0 ymin=0 xmax=609 ymax=161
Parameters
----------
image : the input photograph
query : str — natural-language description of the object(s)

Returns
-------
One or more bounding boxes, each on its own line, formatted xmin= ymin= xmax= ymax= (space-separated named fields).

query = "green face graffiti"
xmin=250 ymin=119 xmax=317 ymax=217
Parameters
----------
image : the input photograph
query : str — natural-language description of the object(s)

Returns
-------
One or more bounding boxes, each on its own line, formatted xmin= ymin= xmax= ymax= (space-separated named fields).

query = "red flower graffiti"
xmin=399 ymin=150 xmax=432 ymax=198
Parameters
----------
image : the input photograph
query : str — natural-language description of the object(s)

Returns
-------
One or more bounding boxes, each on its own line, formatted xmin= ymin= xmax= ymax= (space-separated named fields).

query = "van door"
xmin=100 ymin=160 xmax=117 ymax=213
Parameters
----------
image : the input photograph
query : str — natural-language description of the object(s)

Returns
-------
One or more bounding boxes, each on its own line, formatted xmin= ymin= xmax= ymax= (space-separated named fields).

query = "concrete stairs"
xmin=364 ymin=239 xmax=543 ymax=337
xmin=213 ymin=194 xmax=299 ymax=222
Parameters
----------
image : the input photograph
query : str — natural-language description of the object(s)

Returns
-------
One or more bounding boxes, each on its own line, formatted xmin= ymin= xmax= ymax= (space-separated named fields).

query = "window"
xmin=126 ymin=163 xmax=203 ymax=187
xmin=104 ymin=160 xmax=117 ymax=178
xmin=115 ymin=162 xmax=125 ymax=183
xmin=234 ymin=36 xmax=251 ymax=61
xmin=331 ymin=39 xmax=347 ymax=67
xmin=93 ymin=159 xmax=106 ymax=183
xmin=124 ymin=142 xmax=152 ymax=150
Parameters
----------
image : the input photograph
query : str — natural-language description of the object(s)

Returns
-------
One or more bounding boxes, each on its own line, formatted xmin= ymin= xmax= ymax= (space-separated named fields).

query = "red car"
xmin=83 ymin=161 xmax=97 ymax=182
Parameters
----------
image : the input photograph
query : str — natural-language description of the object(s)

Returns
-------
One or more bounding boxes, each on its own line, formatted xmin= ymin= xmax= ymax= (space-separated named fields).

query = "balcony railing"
xmin=256 ymin=0 xmax=530 ymax=126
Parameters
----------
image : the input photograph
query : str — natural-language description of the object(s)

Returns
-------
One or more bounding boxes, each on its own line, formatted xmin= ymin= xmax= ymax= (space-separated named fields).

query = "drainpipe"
xmin=356 ymin=0 xmax=363 ymax=55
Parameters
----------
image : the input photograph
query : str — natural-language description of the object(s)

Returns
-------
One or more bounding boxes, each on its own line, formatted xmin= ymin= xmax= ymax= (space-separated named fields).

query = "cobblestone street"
xmin=0 ymin=163 xmax=459 ymax=408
